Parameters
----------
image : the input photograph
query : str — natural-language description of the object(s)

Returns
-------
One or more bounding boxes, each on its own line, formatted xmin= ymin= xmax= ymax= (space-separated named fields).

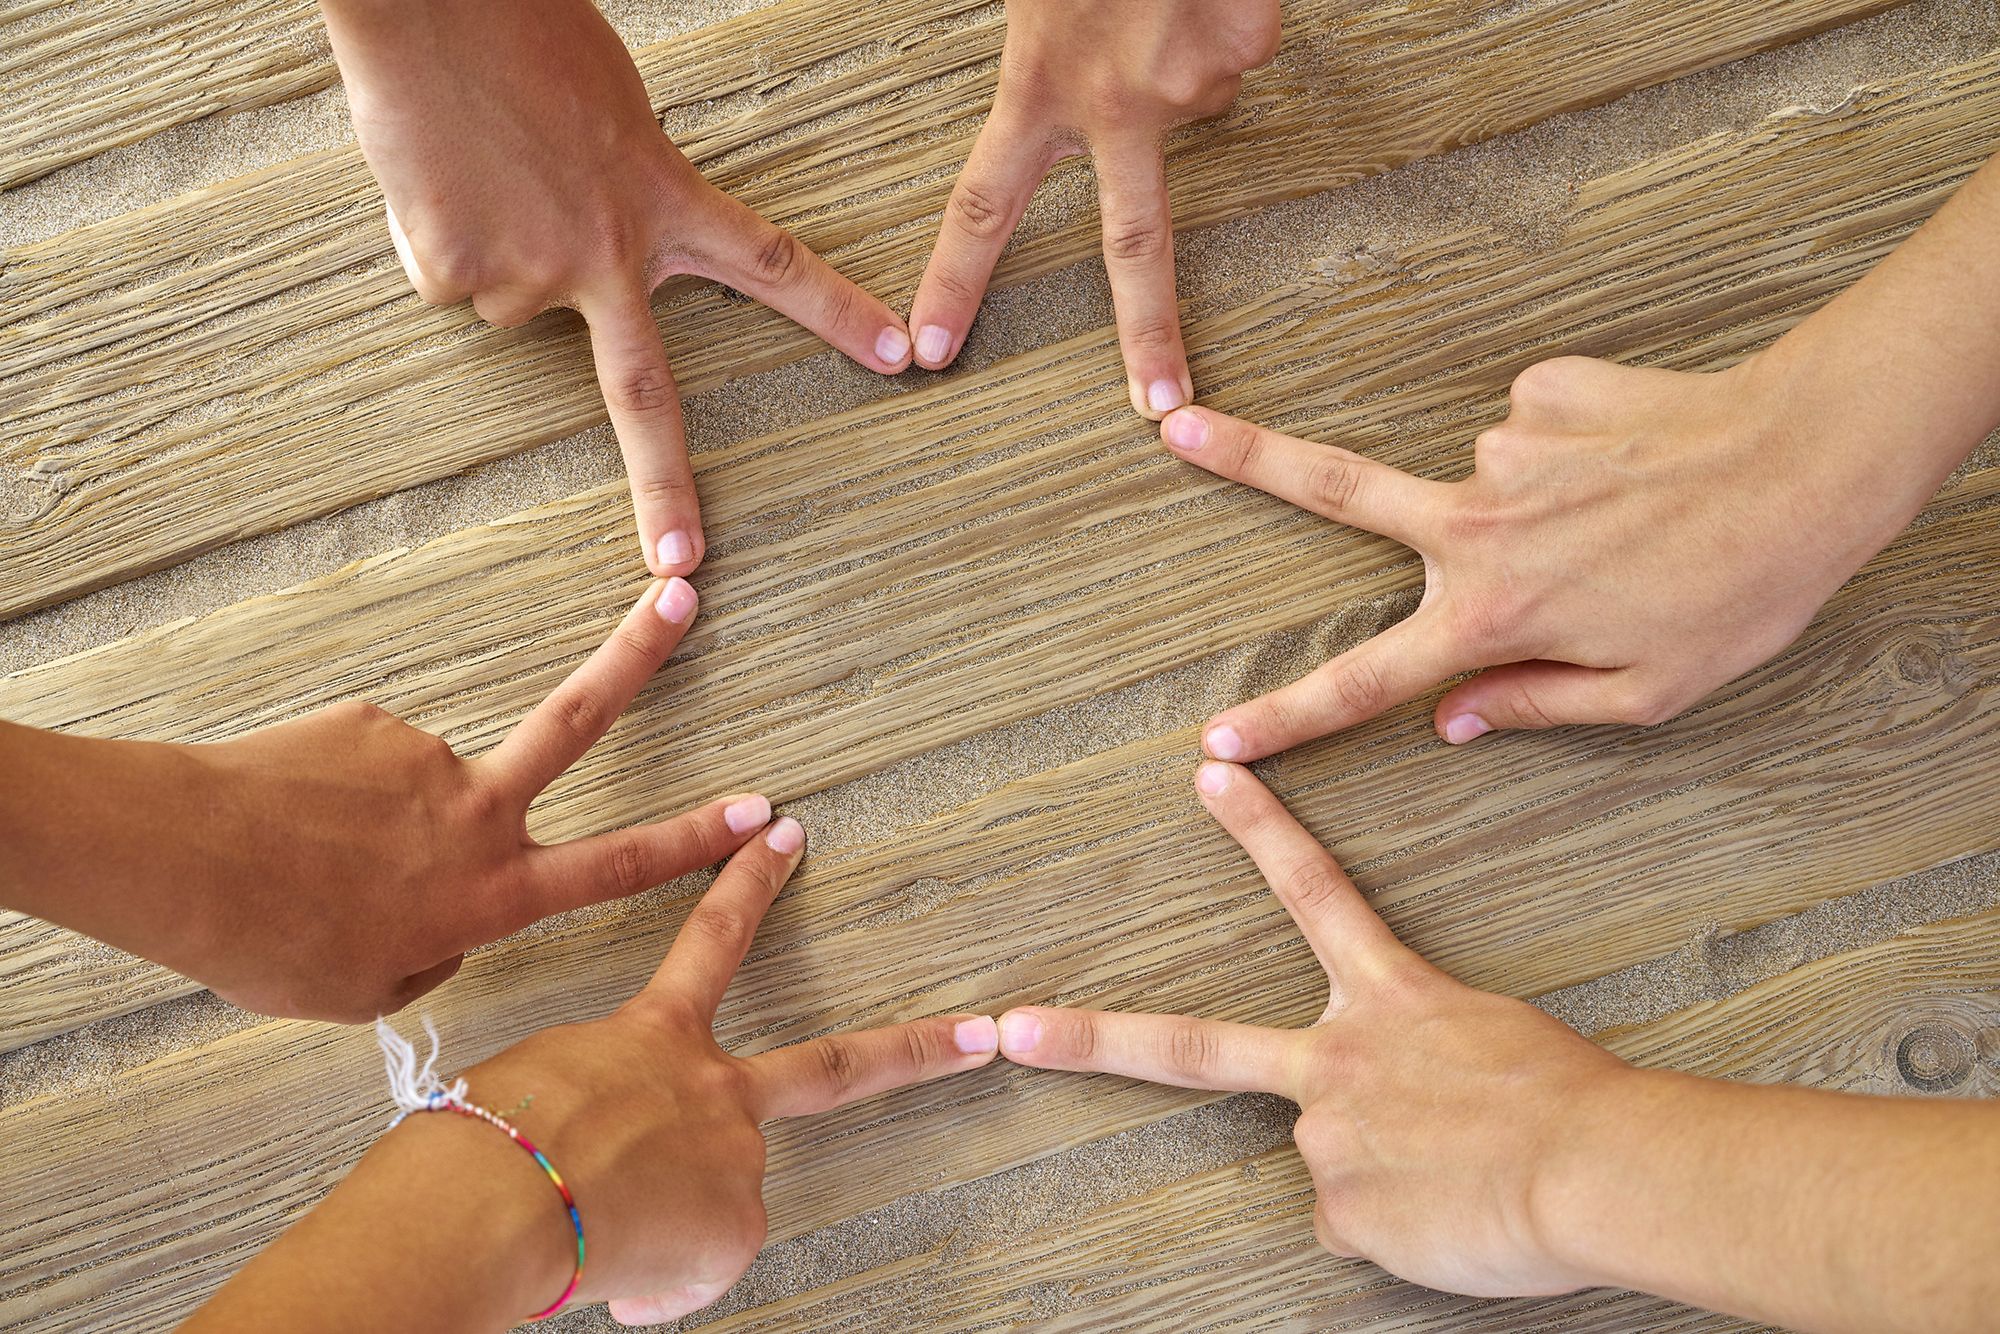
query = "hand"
xmin=1167 ymin=351 xmax=1947 ymax=761
xmin=909 ymin=0 xmax=1279 ymax=417
xmin=185 ymin=819 xmax=1001 ymax=1331
xmin=321 ymin=0 xmax=915 ymax=577
xmin=996 ymin=761 xmax=1629 ymax=1296
xmin=87 ymin=578 xmax=762 ymax=1022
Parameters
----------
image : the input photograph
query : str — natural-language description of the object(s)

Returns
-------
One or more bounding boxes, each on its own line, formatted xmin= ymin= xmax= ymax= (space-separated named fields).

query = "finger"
xmin=584 ymin=299 xmax=703 ymax=577
xmin=1203 ymin=609 xmax=1472 ymax=761
xmin=384 ymin=203 xmax=467 ymax=306
xmin=648 ymin=816 xmax=807 ymax=1017
xmin=994 ymin=1005 xmax=1304 ymax=1098
xmin=1435 ymin=660 xmax=1665 ymax=742
xmin=515 ymin=792 xmax=772 ymax=922
xmin=1190 ymin=762 xmax=1402 ymax=979
xmin=480 ymin=577 xmax=698 ymax=802
xmin=1161 ymin=406 xmax=1450 ymax=550
xmin=1096 ymin=140 xmax=1189 ymax=419
xmin=745 ymin=1013 xmax=1000 ymax=1119
xmin=908 ymin=100 xmax=1056 ymax=370
xmin=689 ymin=185 xmax=913 ymax=374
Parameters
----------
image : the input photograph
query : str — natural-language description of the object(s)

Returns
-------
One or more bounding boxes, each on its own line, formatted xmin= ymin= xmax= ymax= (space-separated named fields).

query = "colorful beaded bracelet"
xmin=378 ymin=1019 xmax=586 ymax=1321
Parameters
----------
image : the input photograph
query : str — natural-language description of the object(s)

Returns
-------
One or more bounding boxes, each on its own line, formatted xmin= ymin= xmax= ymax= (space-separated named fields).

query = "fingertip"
xmin=997 ymin=1008 xmax=1043 ymax=1060
xmin=723 ymin=793 xmax=772 ymax=835
xmin=953 ymin=1014 xmax=999 ymax=1056
xmin=653 ymin=529 xmax=701 ymax=577
xmin=913 ymin=322 xmax=957 ymax=369
xmin=873 ymin=324 xmax=914 ymax=373
xmin=1162 ymin=406 xmax=1209 ymax=452
xmin=1440 ymin=711 xmax=1494 ymax=745
xmin=1193 ymin=760 xmax=1236 ymax=798
xmin=655 ymin=576 xmax=698 ymax=626
xmin=1203 ymin=721 xmax=1246 ymax=762
xmin=764 ymin=815 xmax=805 ymax=855
xmin=1132 ymin=375 xmax=1190 ymax=421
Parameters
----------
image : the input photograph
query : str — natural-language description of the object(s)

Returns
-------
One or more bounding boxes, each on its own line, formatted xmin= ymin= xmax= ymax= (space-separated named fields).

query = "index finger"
xmin=994 ymin=1005 xmax=1305 ymax=1099
xmin=584 ymin=297 xmax=703 ymax=578
xmin=1160 ymin=406 xmax=1451 ymax=550
xmin=908 ymin=99 xmax=1060 ymax=370
xmin=1204 ymin=607 xmax=1473 ymax=761
xmin=1191 ymin=762 xmax=1403 ymax=985
xmin=743 ymin=1014 xmax=1001 ymax=1120
xmin=480 ymin=577 xmax=698 ymax=803
xmin=1096 ymin=139 xmax=1191 ymax=419
xmin=645 ymin=816 xmax=806 ymax=1018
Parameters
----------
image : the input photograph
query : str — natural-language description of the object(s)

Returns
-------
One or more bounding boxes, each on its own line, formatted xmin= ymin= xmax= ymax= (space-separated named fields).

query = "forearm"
xmin=1543 ymin=1068 xmax=2000 ymax=1332
xmin=1747 ymin=152 xmax=2000 ymax=553
xmin=182 ymin=1112 xmax=570 ymax=1333
xmin=0 ymin=720 xmax=208 ymax=947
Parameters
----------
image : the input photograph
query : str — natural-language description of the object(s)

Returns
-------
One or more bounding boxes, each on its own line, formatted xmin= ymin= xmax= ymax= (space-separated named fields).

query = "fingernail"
xmin=915 ymin=324 xmax=952 ymax=366
xmin=658 ymin=530 xmax=694 ymax=567
xmin=999 ymin=1011 xmax=1041 ymax=1055
xmin=1147 ymin=379 xmax=1186 ymax=414
xmin=765 ymin=816 xmax=805 ymax=854
xmin=1443 ymin=713 xmax=1493 ymax=745
xmin=1163 ymin=408 xmax=1208 ymax=451
xmin=875 ymin=326 xmax=911 ymax=366
xmin=656 ymin=576 xmax=697 ymax=624
xmin=724 ymin=794 xmax=771 ymax=834
xmin=954 ymin=1016 xmax=999 ymax=1055
xmin=1195 ymin=761 xmax=1233 ymax=796
xmin=1205 ymin=723 xmax=1244 ymax=761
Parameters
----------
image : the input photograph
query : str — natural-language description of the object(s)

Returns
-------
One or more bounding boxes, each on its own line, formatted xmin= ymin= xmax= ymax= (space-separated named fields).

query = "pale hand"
xmin=145 ymin=578 xmax=763 ymax=1021
xmin=997 ymin=761 xmax=1628 ymax=1296
xmin=1165 ymin=353 xmax=1943 ymax=760
xmin=910 ymin=0 xmax=1279 ymax=417
xmin=322 ymin=0 xmax=914 ymax=577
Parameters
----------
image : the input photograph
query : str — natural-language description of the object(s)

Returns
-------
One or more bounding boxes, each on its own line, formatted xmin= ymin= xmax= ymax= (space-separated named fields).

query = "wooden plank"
xmin=6 ymin=46 xmax=1998 ymax=1051
xmin=698 ymin=906 xmax=2000 ymax=1333
xmin=0 ymin=0 xmax=331 ymax=190
xmin=0 ymin=0 xmax=1899 ymax=618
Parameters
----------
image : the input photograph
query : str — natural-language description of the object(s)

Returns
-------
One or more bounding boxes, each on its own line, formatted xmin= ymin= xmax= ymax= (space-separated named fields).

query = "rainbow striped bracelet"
xmin=378 ymin=1019 xmax=586 ymax=1321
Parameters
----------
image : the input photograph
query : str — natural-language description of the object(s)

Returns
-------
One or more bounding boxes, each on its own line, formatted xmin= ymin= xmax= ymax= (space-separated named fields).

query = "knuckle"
xmin=812 ymin=1036 xmax=863 ymax=1098
xmin=1280 ymin=858 xmax=1347 ymax=916
xmin=547 ymin=686 xmax=611 ymax=747
xmin=1328 ymin=654 xmax=1389 ymax=719
xmin=1119 ymin=315 xmax=1181 ymax=357
xmin=899 ymin=1021 xmax=946 ymax=1072
xmin=606 ymin=362 xmax=676 ymax=415
xmin=1507 ymin=356 xmax=1589 ymax=416
xmin=1499 ymin=678 xmax=1561 ymax=731
xmin=1057 ymin=1014 xmax=1097 ymax=1064
xmin=631 ymin=474 xmax=695 ymax=507
xmin=1303 ymin=454 xmax=1363 ymax=516
xmin=1164 ymin=1019 xmax=1219 ymax=1079
xmin=1102 ymin=215 xmax=1170 ymax=265
xmin=947 ymin=177 xmax=1017 ymax=241
xmin=425 ymin=248 xmax=483 ymax=293
xmin=749 ymin=224 xmax=805 ymax=287
xmin=602 ymin=829 xmax=656 ymax=895
xmin=1613 ymin=684 xmax=1680 ymax=727
xmin=683 ymin=901 xmax=753 ymax=954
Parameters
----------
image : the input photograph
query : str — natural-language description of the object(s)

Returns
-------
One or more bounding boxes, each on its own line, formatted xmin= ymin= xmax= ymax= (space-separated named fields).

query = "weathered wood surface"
xmin=0 ymin=0 xmax=1898 ymax=618
xmin=686 ymin=907 xmax=2000 ymax=1333
xmin=2 ymin=41 xmax=1999 ymax=1333
xmin=0 ymin=0 xmax=331 ymax=190
xmin=7 ymin=45 xmax=1999 ymax=1051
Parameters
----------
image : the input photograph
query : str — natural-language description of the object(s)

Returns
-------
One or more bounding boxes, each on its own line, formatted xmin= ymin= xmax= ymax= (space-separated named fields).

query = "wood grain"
xmin=0 ymin=0 xmax=331 ymax=190
xmin=6 ymin=47 xmax=1998 ymax=1052
xmin=0 ymin=0 xmax=1897 ymax=618
xmin=3 ymin=50 xmax=2000 ymax=1323
xmin=691 ymin=906 xmax=2000 ymax=1334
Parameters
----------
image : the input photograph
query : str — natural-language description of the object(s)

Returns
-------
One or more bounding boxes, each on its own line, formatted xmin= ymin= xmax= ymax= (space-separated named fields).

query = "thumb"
xmin=1433 ymin=660 xmax=1656 ymax=742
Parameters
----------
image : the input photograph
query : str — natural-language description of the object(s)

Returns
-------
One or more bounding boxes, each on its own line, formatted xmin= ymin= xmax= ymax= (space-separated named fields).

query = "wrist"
xmin=1525 ymin=1063 xmax=1694 ymax=1292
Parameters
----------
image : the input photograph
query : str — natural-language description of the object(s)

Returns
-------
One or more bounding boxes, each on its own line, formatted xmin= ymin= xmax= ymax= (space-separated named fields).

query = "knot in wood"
xmin=1894 ymin=1020 xmax=1975 ymax=1092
